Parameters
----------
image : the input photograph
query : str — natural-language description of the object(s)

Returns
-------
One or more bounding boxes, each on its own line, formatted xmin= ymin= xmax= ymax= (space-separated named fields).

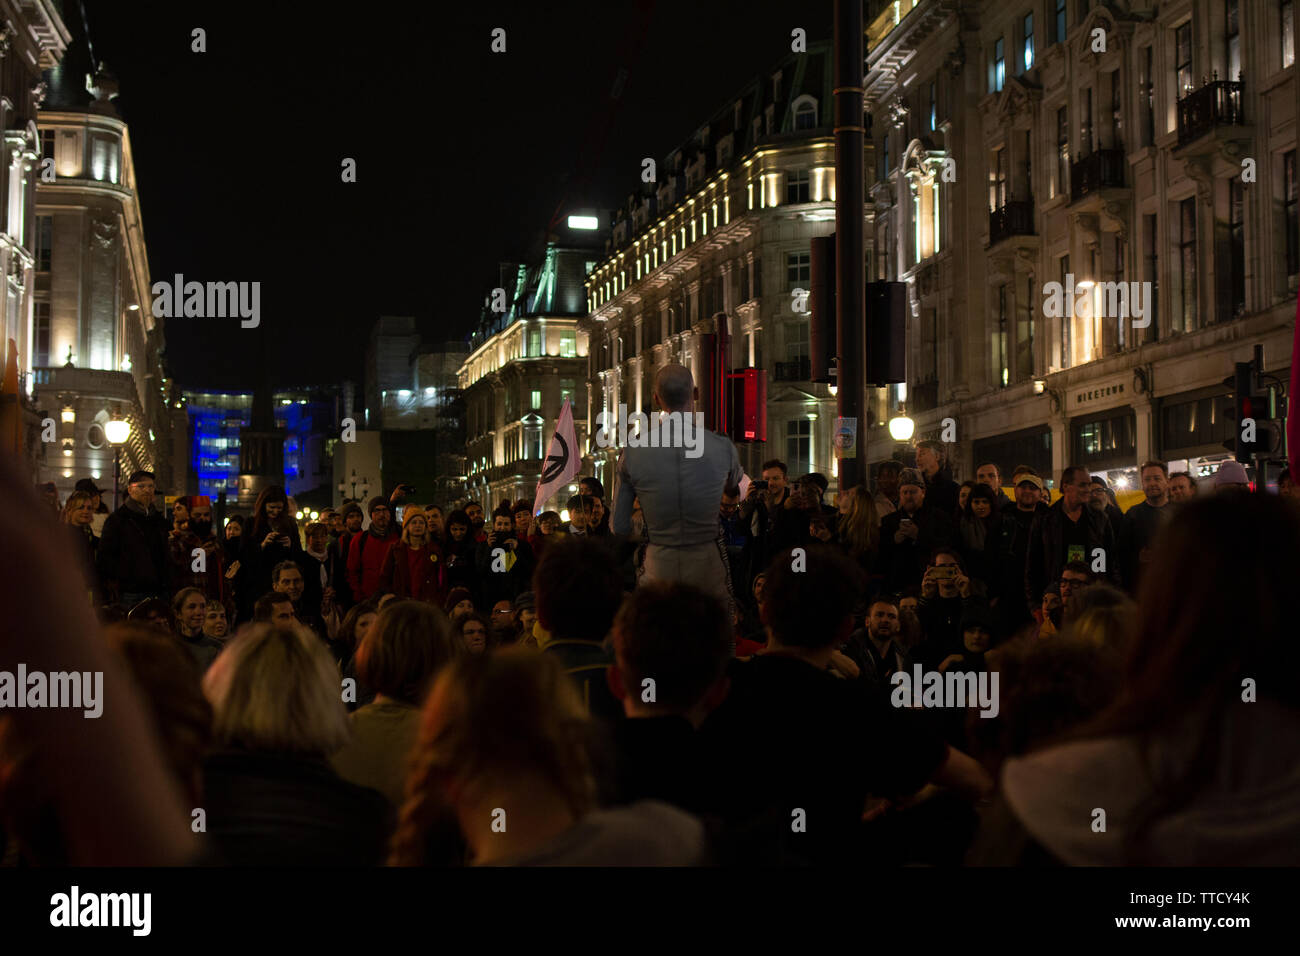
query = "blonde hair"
xmin=61 ymin=490 xmax=93 ymax=524
xmin=400 ymin=506 xmax=428 ymax=547
xmin=839 ymin=486 xmax=879 ymax=558
xmin=388 ymin=648 xmax=595 ymax=865
xmin=202 ymin=623 xmax=350 ymax=755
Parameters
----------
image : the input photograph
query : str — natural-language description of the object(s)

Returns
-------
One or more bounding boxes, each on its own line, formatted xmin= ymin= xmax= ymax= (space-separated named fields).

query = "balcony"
xmin=1177 ymin=79 xmax=1245 ymax=148
xmin=988 ymin=201 xmax=1035 ymax=246
xmin=773 ymin=357 xmax=811 ymax=382
xmin=1070 ymin=149 xmax=1125 ymax=203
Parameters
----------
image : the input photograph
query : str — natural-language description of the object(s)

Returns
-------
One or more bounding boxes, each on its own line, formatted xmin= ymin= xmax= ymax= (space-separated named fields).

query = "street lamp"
xmin=105 ymin=418 xmax=131 ymax=509
xmin=338 ymin=469 xmax=370 ymax=501
xmin=888 ymin=403 xmax=915 ymax=442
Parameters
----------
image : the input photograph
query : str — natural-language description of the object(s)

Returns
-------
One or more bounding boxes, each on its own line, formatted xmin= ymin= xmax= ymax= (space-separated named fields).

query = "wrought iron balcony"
xmin=773 ymin=357 xmax=811 ymax=382
xmin=1177 ymin=79 xmax=1245 ymax=147
xmin=988 ymin=200 xmax=1036 ymax=246
xmin=1070 ymin=149 xmax=1126 ymax=202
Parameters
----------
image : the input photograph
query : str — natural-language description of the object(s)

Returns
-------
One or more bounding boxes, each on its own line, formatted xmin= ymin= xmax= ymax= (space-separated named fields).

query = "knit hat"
xmin=512 ymin=590 xmax=536 ymax=612
xmin=341 ymin=502 xmax=363 ymax=520
xmin=443 ymin=586 xmax=474 ymax=614
xmin=898 ymin=467 xmax=925 ymax=490
xmin=1214 ymin=461 xmax=1249 ymax=486
xmin=367 ymin=495 xmax=390 ymax=515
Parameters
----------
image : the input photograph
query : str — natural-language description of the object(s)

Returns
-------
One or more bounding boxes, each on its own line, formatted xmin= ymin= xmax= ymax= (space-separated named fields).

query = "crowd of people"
xmin=5 ymin=424 xmax=1300 ymax=866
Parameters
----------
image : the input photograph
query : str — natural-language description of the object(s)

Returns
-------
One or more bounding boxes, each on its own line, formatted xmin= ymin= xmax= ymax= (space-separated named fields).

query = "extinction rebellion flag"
xmin=534 ymin=397 xmax=580 ymax=515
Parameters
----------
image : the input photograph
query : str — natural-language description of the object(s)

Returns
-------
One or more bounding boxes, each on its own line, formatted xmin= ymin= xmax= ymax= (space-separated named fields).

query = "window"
xmin=996 ymin=284 xmax=1009 ymax=386
xmin=1176 ymin=22 xmax=1193 ymax=95
xmin=786 ymin=251 xmax=810 ymax=289
xmin=1284 ymin=1 xmax=1296 ymax=68
xmin=530 ymin=389 xmax=542 ymax=409
xmin=989 ymin=147 xmax=1008 ymax=211
xmin=794 ymin=100 xmax=817 ymax=130
xmin=882 ymin=133 xmax=891 ymax=177
xmin=41 ymin=128 xmax=54 ymax=164
xmin=1059 ymin=255 xmax=1071 ymax=367
xmin=786 ymin=169 xmax=810 ymax=204
xmin=1226 ymin=1 xmax=1241 ymax=82
xmin=1285 ymin=151 xmax=1298 ymax=277
xmin=1055 ymin=0 xmax=1067 ymax=44
xmin=929 ymin=81 xmax=937 ymax=131
xmin=786 ymin=319 xmax=809 ymax=360
xmin=1178 ymin=196 xmax=1198 ymax=332
xmin=753 ymin=256 xmax=762 ymax=297
xmin=1228 ymin=176 xmax=1245 ymax=317
xmin=34 ymin=301 xmax=50 ymax=367
xmin=35 ymin=215 xmax=52 ymax=271
xmin=932 ymin=180 xmax=941 ymax=254
xmin=993 ymin=37 xmax=1006 ymax=92
xmin=785 ymin=419 xmax=811 ymax=477
xmin=559 ymin=331 xmax=577 ymax=357
xmin=740 ymin=262 xmax=750 ymax=302
xmin=1023 ymin=14 xmax=1035 ymax=71
xmin=1081 ymin=88 xmax=1094 ymax=156
xmin=1143 ymin=213 xmax=1159 ymax=337
xmin=560 ymin=378 xmax=576 ymax=403
xmin=528 ymin=329 xmax=541 ymax=357
xmin=1109 ymin=72 xmax=1123 ymax=151
xmin=1141 ymin=46 xmax=1155 ymax=147
xmin=1018 ymin=273 xmax=1036 ymax=380
xmin=1056 ymin=107 xmax=1069 ymax=198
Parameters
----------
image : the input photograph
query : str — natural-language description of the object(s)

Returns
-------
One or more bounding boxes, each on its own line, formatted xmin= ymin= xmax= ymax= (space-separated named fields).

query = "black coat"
xmin=879 ymin=504 xmax=957 ymax=593
xmin=96 ymin=502 xmax=170 ymax=599
xmin=1024 ymin=499 xmax=1118 ymax=607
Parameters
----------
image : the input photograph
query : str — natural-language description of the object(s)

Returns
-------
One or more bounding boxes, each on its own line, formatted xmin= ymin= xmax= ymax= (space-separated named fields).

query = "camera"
xmin=752 ymin=480 xmax=768 ymax=490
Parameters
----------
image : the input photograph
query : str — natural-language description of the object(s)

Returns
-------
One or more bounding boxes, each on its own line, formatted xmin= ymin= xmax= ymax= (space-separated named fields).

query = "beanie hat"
xmin=341 ymin=502 xmax=363 ymax=520
xmin=898 ymin=467 xmax=925 ymax=490
xmin=367 ymin=495 xmax=390 ymax=516
xmin=1214 ymin=461 xmax=1249 ymax=486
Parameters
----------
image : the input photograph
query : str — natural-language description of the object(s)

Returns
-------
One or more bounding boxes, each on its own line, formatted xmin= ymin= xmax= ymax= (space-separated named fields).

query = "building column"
xmin=1132 ymin=395 xmax=1156 ymax=465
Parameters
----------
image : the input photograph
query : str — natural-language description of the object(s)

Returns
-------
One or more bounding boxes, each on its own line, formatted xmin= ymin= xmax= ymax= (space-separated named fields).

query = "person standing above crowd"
xmin=613 ymin=364 xmax=744 ymax=609
xmin=237 ymin=485 xmax=302 ymax=622
xmin=347 ymin=496 xmax=400 ymax=604
xmin=98 ymin=470 xmax=171 ymax=609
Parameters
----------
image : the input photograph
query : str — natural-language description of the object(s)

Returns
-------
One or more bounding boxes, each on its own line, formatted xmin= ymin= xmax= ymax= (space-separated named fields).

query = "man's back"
xmin=615 ymin=429 xmax=743 ymax=547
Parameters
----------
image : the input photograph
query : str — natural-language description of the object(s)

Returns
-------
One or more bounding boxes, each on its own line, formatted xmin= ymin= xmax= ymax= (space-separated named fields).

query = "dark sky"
xmin=86 ymin=0 xmax=833 ymax=390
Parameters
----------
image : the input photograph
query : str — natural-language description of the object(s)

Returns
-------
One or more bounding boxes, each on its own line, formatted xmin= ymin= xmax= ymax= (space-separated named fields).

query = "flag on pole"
xmin=534 ymin=397 xmax=580 ymax=515
xmin=1289 ymin=294 xmax=1300 ymax=480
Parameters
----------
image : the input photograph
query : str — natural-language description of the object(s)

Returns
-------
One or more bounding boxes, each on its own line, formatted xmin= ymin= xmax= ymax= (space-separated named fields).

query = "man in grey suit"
xmin=613 ymin=364 xmax=745 ymax=611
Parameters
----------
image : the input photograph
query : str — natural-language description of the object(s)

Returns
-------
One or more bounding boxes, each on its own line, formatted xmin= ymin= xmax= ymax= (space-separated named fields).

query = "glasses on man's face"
xmin=492 ymin=608 xmax=512 ymax=616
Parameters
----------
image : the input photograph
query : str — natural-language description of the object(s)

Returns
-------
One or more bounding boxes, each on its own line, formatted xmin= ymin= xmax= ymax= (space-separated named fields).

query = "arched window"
xmin=791 ymin=95 xmax=819 ymax=130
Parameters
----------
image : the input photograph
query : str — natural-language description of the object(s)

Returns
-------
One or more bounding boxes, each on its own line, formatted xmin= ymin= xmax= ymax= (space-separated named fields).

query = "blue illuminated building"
xmin=183 ymin=387 xmax=341 ymax=501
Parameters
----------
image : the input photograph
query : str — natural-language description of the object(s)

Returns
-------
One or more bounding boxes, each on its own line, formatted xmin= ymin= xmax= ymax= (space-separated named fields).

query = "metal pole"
xmin=114 ymin=446 xmax=120 ymax=509
xmin=834 ymin=0 xmax=866 ymax=491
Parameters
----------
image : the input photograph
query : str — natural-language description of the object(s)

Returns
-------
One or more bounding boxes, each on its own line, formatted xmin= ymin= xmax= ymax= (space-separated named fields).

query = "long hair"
xmin=388 ymin=649 xmax=596 ymax=865
xmin=838 ymin=486 xmax=879 ymax=559
xmin=1072 ymin=494 xmax=1300 ymax=862
xmin=337 ymin=600 xmax=379 ymax=659
xmin=248 ymin=485 xmax=293 ymax=541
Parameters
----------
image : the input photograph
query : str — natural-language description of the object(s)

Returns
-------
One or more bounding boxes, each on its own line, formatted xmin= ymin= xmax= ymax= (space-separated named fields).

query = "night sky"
xmin=83 ymin=0 xmax=834 ymax=391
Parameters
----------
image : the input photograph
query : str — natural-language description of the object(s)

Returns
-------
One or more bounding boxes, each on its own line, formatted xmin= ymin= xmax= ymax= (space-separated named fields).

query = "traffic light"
xmin=865 ymin=281 xmax=907 ymax=386
xmin=1223 ymin=360 xmax=1283 ymax=462
xmin=808 ymin=234 xmax=836 ymax=385
xmin=727 ymin=368 xmax=767 ymax=443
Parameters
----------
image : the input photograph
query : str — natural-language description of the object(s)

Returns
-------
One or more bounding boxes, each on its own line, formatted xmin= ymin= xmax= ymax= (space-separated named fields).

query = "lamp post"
xmin=104 ymin=418 xmax=131 ymax=509
xmin=338 ymin=469 xmax=369 ymax=502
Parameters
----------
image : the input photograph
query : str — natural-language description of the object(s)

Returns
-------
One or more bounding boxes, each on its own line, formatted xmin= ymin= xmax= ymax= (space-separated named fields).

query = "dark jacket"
xmin=474 ymin=533 xmax=535 ymax=608
xmin=543 ymin=638 xmax=623 ymax=724
xmin=239 ymin=523 xmax=304 ymax=620
xmin=1024 ymin=498 xmax=1117 ymax=607
xmin=379 ymin=540 xmax=447 ymax=604
xmin=1118 ymin=499 xmax=1171 ymax=594
xmin=201 ymin=750 xmax=392 ymax=866
xmin=878 ymin=504 xmax=957 ymax=593
xmin=97 ymin=501 xmax=170 ymax=600
xmin=924 ymin=468 xmax=961 ymax=518
xmin=739 ymin=488 xmax=790 ymax=583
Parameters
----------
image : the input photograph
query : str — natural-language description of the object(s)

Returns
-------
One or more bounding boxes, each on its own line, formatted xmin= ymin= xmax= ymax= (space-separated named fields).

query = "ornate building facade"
xmin=868 ymin=0 xmax=1296 ymax=489
xmin=584 ymin=40 xmax=850 ymax=489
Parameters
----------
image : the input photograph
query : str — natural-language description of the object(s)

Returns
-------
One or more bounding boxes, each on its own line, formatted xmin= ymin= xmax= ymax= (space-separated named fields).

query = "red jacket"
xmin=379 ymin=540 xmax=447 ymax=605
xmin=347 ymin=528 xmax=399 ymax=600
